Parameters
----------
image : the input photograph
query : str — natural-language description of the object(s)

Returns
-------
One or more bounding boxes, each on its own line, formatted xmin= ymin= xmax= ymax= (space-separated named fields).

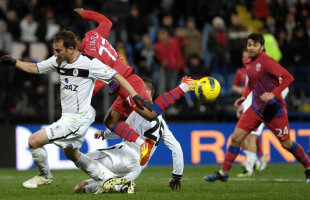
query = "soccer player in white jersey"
xmin=0 ymin=30 xmax=150 ymax=189
xmin=73 ymin=78 xmax=184 ymax=194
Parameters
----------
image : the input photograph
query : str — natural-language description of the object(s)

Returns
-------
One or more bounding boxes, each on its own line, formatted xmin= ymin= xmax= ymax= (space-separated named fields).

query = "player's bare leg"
xmin=23 ymin=128 xmax=53 ymax=189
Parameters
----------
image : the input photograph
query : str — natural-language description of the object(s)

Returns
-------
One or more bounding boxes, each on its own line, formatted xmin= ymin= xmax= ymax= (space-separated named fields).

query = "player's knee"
xmin=280 ymin=140 xmax=293 ymax=150
xmin=231 ymin=134 xmax=242 ymax=146
xmin=28 ymin=135 xmax=39 ymax=149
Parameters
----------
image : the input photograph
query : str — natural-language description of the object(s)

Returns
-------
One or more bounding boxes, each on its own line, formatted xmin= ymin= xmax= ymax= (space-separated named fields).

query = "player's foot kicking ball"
xmin=22 ymin=175 xmax=53 ymax=189
xmin=204 ymin=171 xmax=229 ymax=182
xmin=140 ymin=138 xmax=155 ymax=166
xmin=181 ymin=76 xmax=198 ymax=91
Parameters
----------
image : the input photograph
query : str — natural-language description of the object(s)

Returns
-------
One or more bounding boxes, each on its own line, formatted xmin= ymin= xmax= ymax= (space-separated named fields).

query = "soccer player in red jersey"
xmin=205 ymin=33 xmax=310 ymax=183
xmin=74 ymin=8 xmax=197 ymax=166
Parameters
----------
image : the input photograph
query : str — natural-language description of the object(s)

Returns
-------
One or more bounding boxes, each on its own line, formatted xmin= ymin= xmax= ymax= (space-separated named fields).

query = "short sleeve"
xmin=36 ymin=56 xmax=57 ymax=74
xmin=88 ymin=58 xmax=117 ymax=83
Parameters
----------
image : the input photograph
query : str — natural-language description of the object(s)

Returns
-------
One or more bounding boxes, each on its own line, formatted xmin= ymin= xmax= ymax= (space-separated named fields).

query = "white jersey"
xmin=37 ymin=53 xmax=117 ymax=114
xmin=103 ymin=112 xmax=184 ymax=177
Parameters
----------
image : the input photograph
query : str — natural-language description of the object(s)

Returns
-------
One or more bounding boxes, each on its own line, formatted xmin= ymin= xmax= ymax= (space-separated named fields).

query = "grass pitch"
xmin=0 ymin=164 xmax=309 ymax=200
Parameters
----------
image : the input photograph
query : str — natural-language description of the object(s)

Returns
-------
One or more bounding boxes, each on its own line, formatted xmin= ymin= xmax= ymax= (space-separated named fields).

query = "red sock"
xmin=257 ymin=137 xmax=263 ymax=157
xmin=289 ymin=142 xmax=310 ymax=169
xmin=111 ymin=121 xmax=139 ymax=143
xmin=221 ymin=145 xmax=240 ymax=172
xmin=152 ymin=86 xmax=184 ymax=115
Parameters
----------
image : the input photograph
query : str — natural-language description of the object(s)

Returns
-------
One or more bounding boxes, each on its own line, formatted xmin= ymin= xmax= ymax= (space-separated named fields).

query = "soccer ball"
xmin=194 ymin=77 xmax=221 ymax=103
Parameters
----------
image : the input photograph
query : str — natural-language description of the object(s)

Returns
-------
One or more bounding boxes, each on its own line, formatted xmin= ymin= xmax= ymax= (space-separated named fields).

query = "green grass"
xmin=0 ymin=164 xmax=309 ymax=200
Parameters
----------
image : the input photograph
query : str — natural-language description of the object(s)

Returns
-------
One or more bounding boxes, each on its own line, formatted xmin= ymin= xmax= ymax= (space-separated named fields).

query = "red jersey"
xmin=81 ymin=10 xmax=134 ymax=78
xmin=242 ymin=52 xmax=294 ymax=120
xmin=233 ymin=67 xmax=247 ymax=87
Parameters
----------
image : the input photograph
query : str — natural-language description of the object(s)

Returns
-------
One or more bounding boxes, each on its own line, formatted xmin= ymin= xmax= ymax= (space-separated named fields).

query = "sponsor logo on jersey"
xmin=64 ymin=84 xmax=78 ymax=91
xmin=65 ymin=78 xmax=69 ymax=84
xmin=256 ymin=63 xmax=261 ymax=72
xmin=73 ymin=68 xmax=79 ymax=76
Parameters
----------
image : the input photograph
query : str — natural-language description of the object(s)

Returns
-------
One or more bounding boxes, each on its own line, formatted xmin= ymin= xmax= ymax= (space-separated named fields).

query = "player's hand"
xmin=0 ymin=55 xmax=16 ymax=66
xmin=133 ymin=95 xmax=153 ymax=111
xmin=236 ymin=104 xmax=244 ymax=118
xmin=234 ymin=97 xmax=245 ymax=108
xmin=108 ymin=80 xmax=119 ymax=95
xmin=74 ymin=8 xmax=84 ymax=16
xmin=94 ymin=130 xmax=104 ymax=140
xmin=168 ymin=177 xmax=181 ymax=190
xmin=260 ymin=92 xmax=275 ymax=102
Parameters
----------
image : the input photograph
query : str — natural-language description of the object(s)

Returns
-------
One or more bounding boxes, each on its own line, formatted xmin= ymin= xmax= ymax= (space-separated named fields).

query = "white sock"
xmin=75 ymin=154 xmax=117 ymax=186
xmin=245 ymin=152 xmax=257 ymax=173
xmin=243 ymin=150 xmax=250 ymax=158
xmin=179 ymin=83 xmax=189 ymax=93
xmin=135 ymin=137 xmax=144 ymax=146
xmin=31 ymin=147 xmax=52 ymax=178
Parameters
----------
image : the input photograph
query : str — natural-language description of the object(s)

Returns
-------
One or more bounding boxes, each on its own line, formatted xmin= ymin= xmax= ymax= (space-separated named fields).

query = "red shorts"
xmin=111 ymin=74 xmax=151 ymax=117
xmin=237 ymin=107 xmax=290 ymax=142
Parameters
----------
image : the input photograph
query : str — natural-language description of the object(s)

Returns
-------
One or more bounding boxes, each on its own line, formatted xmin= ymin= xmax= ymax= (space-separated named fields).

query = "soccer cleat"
xmin=204 ymin=171 xmax=229 ymax=182
xmin=305 ymin=169 xmax=310 ymax=183
xmin=140 ymin=138 xmax=155 ymax=166
xmin=120 ymin=181 xmax=135 ymax=194
xmin=103 ymin=177 xmax=127 ymax=191
xmin=181 ymin=76 xmax=198 ymax=91
xmin=22 ymin=175 xmax=53 ymax=189
xmin=237 ymin=170 xmax=254 ymax=178
xmin=259 ymin=153 xmax=268 ymax=171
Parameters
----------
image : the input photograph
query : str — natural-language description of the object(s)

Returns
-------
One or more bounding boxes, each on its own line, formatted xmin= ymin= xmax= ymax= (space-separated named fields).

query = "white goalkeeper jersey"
xmin=104 ymin=111 xmax=184 ymax=177
xmin=37 ymin=53 xmax=117 ymax=114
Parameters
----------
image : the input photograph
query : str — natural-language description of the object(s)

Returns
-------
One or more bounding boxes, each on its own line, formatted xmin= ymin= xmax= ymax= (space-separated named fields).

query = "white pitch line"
xmin=229 ymin=178 xmax=304 ymax=182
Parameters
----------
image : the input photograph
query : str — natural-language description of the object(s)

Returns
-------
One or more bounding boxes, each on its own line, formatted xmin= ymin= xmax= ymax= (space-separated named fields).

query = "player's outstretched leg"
xmin=205 ymin=145 xmax=240 ymax=182
xmin=152 ymin=76 xmax=198 ymax=115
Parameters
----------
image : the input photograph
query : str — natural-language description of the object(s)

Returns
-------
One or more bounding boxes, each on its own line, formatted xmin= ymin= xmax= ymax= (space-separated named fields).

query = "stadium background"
xmin=0 ymin=0 xmax=310 ymax=169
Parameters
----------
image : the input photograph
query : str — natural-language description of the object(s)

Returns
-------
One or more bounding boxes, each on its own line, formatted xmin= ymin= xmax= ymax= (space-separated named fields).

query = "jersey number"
xmin=275 ymin=126 xmax=289 ymax=138
xmin=98 ymin=38 xmax=117 ymax=61
xmin=144 ymin=118 xmax=163 ymax=146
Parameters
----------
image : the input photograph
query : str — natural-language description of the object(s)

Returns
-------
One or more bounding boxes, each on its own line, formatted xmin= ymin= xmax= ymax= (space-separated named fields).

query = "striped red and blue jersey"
xmin=242 ymin=52 xmax=294 ymax=120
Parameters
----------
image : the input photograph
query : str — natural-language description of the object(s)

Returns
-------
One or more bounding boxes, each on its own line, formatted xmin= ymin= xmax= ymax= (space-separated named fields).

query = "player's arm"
xmin=0 ymin=55 xmax=39 ymax=74
xmin=74 ymin=8 xmax=112 ymax=38
xmin=160 ymin=120 xmax=184 ymax=190
xmin=261 ymin=59 xmax=294 ymax=102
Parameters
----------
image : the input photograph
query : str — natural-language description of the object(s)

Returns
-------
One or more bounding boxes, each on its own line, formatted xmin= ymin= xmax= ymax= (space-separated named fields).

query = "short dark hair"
xmin=142 ymin=77 xmax=155 ymax=98
xmin=247 ymin=33 xmax=264 ymax=45
xmin=53 ymin=29 xmax=77 ymax=49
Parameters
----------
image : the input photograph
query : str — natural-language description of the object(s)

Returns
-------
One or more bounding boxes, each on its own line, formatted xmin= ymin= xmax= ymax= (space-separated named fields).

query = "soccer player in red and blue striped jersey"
xmin=205 ymin=33 xmax=310 ymax=183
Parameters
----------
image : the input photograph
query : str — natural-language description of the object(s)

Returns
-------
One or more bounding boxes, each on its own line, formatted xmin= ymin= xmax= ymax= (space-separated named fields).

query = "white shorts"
xmin=242 ymin=88 xmax=289 ymax=136
xmin=45 ymin=107 xmax=95 ymax=149
xmin=87 ymin=143 xmax=141 ymax=181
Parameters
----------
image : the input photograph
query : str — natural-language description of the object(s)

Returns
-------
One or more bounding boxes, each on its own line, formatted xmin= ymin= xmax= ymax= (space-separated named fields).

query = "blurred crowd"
xmin=0 ymin=0 xmax=310 ymax=124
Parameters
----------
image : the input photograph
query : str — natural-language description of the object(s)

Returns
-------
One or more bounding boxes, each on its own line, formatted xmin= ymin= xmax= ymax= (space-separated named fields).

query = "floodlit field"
xmin=0 ymin=164 xmax=309 ymax=200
